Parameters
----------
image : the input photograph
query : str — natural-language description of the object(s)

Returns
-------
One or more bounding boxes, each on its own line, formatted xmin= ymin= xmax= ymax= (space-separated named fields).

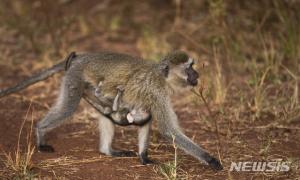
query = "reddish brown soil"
xmin=0 ymin=1 xmax=299 ymax=179
xmin=0 ymin=82 xmax=299 ymax=179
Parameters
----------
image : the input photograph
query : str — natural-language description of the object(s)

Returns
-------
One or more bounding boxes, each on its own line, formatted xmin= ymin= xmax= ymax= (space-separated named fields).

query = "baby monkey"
xmin=94 ymin=81 xmax=150 ymax=126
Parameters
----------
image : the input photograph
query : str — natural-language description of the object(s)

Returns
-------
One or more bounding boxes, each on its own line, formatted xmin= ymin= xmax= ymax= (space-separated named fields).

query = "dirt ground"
xmin=0 ymin=0 xmax=300 ymax=179
xmin=0 ymin=67 xmax=299 ymax=179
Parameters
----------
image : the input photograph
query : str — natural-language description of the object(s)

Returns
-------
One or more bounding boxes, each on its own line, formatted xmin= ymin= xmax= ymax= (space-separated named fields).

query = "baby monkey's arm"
xmin=94 ymin=81 xmax=113 ymax=107
xmin=113 ymin=85 xmax=151 ymax=124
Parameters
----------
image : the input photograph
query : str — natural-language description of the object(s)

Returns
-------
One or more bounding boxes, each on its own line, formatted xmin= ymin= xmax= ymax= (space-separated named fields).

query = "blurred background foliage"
xmin=0 ymin=0 xmax=299 ymax=117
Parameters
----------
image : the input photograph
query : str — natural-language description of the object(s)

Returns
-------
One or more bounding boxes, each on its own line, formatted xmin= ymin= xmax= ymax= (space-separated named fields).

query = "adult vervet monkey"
xmin=0 ymin=51 xmax=223 ymax=170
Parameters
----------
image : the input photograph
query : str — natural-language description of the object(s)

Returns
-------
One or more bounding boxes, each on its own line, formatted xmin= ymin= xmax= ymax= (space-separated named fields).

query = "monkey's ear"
xmin=158 ymin=62 xmax=169 ymax=77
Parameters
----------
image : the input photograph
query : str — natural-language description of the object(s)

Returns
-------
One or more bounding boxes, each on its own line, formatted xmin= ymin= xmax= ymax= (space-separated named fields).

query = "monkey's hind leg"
xmin=98 ymin=114 xmax=136 ymax=157
xmin=36 ymin=75 xmax=83 ymax=152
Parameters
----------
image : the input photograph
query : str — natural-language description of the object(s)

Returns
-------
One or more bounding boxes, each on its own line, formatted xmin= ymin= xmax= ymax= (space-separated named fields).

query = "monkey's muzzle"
xmin=188 ymin=78 xmax=198 ymax=86
xmin=187 ymin=70 xmax=199 ymax=86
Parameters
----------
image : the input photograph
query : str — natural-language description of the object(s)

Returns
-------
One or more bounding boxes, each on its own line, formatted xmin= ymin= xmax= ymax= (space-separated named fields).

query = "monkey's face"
xmin=168 ymin=57 xmax=199 ymax=88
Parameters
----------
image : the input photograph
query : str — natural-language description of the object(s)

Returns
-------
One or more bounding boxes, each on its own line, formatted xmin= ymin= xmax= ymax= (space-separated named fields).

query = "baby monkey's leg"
xmin=112 ymin=85 xmax=125 ymax=111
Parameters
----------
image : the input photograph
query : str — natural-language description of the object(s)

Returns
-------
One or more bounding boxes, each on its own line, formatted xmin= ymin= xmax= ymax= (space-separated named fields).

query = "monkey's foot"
xmin=139 ymin=151 xmax=154 ymax=165
xmin=139 ymin=156 xmax=154 ymax=165
xmin=111 ymin=150 xmax=136 ymax=157
xmin=94 ymin=88 xmax=101 ymax=97
xmin=207 ymin=156 xmax=223 ymax=171
xmin=38 ymin=145 xmax=55 ymax=153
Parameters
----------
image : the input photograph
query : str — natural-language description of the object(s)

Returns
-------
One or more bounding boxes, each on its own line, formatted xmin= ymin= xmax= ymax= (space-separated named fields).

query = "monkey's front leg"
xmin=138 ymin=121 xmax=154 ymax=165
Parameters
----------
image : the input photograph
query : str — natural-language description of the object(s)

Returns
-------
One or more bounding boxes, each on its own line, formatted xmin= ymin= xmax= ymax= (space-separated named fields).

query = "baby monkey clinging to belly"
xmin=94 ymin=81 xmax=151 ymax=126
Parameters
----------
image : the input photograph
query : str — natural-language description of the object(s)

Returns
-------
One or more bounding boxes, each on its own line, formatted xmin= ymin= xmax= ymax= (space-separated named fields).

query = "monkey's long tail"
xmin=0 ymin=52 xmax=76 ymax=98
xmin=152 ymin=97 xmax=223 ymax=171
xmin=0 ymin=61 xmax=65 ymax=98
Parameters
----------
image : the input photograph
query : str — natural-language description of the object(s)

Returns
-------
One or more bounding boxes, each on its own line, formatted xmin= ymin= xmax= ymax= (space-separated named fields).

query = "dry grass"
xmin=154 ymin=136 xmax=188 ymax=180
xmin=281 ymin=65 xmax=299 ymax=109
xmin=1 ymin=101 xmax=36 ymax=179
xmin=212 ymin=45 xmax=227 ymax=104
xmin=252 ymin=66 xmax=271 ymax=118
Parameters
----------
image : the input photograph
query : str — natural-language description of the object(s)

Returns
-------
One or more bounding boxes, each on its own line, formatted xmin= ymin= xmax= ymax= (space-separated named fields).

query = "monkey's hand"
xmin=207 ymin=156 xmax=223 ymax=171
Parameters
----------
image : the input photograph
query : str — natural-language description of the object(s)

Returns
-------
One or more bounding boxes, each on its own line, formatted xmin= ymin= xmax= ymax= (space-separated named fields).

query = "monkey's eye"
xmin=162 ymin=65 xmax=169 ymax=77
xmin=165 ymin=65 xmax=169 ymax=71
